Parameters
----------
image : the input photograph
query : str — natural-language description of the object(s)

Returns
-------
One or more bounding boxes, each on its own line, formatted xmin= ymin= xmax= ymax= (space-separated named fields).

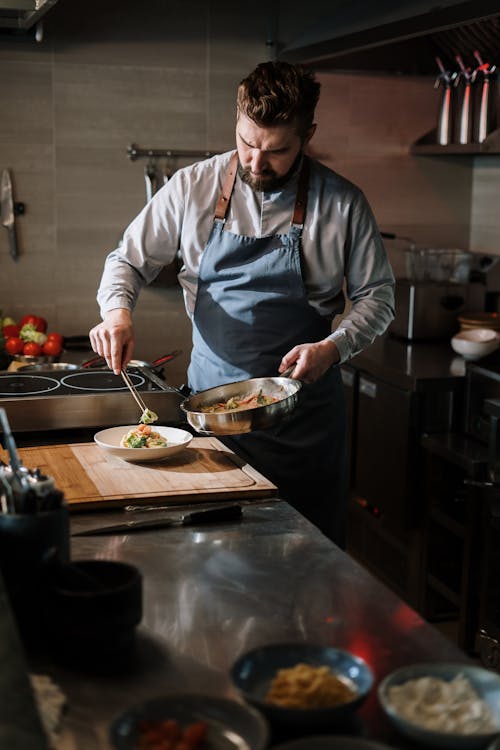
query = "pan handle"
xmin=281 ymin=365 xmax=297 ymax=379
xmin=150 ymin=350 xmax=182 ymax=367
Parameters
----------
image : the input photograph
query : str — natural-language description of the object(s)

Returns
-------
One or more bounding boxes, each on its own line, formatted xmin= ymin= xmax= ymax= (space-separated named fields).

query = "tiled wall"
xmin=0 ymin=0 xmax=498 ymax=383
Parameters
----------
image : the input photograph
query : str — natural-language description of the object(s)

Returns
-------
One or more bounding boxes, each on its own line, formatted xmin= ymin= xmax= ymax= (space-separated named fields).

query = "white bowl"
xmin=94 ymin=425 xmax=192 ymax=463
xmin=378 ymin=663 xmax=500 ymax=749
xmin=451 ymin=328 xmax=500 ymax=361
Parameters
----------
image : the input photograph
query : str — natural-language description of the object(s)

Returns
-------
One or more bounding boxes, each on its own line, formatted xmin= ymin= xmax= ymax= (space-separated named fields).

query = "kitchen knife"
xmin=1 ymin=169 xmax=18 ymax=261
xmin=72 ymin=503 xmax=243 ymax=536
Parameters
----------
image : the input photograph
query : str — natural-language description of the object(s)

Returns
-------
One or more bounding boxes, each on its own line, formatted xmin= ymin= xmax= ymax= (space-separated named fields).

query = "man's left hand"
xmin=279 ymin=339 xmax=340 ymax=383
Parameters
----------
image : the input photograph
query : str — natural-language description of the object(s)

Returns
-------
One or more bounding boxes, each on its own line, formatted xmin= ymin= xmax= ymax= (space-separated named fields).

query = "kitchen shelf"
xmin=410 ymin=127 xmax=500 ymax=155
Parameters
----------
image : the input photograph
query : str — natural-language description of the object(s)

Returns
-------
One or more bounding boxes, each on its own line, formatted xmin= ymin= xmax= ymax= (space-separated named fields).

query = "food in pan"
xmin=386 ymin=674 xmax=498 ymax=734
xmin=264 ymin=662 xmax=358 ymax=709
xmin=120 ymin=423 xmax=169 ymax=449
xmin=201 ymin=389 xmax=279 ymax=413
xmin=137 ymin=718 xmax=208 ymax=750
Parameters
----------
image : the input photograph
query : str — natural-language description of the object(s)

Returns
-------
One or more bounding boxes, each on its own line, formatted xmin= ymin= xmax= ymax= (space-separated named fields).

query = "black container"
xmin=0 ymin=507 xmax=70 ymax=645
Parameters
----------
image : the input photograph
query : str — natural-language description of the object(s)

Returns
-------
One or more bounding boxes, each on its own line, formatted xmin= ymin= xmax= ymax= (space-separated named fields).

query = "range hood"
xmin=0 ymin=0 xmax=59 ymax=30
xmin=281 ymin=0 xmax=500 ymax=75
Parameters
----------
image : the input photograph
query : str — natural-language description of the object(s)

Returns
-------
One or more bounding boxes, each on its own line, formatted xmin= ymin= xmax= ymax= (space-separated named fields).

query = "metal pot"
xmin=179 ymin=374 xmax=302 ymax=436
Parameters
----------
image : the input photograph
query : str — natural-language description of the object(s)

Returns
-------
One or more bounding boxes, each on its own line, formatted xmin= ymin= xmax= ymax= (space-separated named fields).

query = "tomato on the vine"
xmin=42 ymin=339 xmax=62 ymax=357
xmin=2 ymin=324 xmax=20 ymax=338
xmin=5 ymin=337 xmax=24 ymax=355
xmin=22 ymin=342 xmax=42 ymax=356
xmin=20 ymin=314 xmax=47 ymax=333
xmin=46 ymin=332 xmax=64 ymax=347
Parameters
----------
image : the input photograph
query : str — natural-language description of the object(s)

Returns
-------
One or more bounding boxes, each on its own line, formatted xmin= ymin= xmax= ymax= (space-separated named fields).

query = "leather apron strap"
xmin=214 ymin=152 xmax=309 ymax=226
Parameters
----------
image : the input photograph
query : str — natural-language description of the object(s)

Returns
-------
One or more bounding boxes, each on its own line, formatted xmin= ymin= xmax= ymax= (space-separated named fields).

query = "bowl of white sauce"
xmin=378 ymin=663 xmax=500 ymax=749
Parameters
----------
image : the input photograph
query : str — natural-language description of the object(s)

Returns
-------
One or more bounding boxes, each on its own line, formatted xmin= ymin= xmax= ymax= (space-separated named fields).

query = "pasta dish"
xmin=201 ymin=389 xmax=278 ymax=413
xmin=264 ymin=663 xmax=357 ymax=709
xmin=121 ymin=423 xmax=168 ymax=449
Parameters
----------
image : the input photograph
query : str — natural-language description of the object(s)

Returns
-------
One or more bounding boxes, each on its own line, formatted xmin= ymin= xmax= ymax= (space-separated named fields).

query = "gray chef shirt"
xmin=97 ymin=151 xmax=395 ymax=363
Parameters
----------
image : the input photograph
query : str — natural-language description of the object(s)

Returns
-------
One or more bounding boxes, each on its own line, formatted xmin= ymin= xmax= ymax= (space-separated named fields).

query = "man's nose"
xmin=249 ymin=149 xmax=267 ymax=173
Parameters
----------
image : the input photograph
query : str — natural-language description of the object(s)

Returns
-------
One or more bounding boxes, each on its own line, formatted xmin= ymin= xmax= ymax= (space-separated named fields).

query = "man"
xmin=90 ymin=61 xmax=395 ymax=547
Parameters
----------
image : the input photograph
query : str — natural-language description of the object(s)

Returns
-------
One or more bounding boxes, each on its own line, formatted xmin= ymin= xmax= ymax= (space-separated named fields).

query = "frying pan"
xmin=178 ymin=367 xmax=301 ymax=436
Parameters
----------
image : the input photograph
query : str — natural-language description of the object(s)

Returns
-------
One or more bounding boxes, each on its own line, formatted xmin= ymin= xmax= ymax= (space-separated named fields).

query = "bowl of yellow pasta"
xmin=230 ymin=643 xmax=374 ymax=731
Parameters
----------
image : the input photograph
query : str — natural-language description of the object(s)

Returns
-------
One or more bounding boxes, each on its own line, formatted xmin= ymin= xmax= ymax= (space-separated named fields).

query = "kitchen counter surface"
xmin=350 ymin=333 xmax=466 ymax=391
xmin=18 ymin=499 xmax=472 ymax=750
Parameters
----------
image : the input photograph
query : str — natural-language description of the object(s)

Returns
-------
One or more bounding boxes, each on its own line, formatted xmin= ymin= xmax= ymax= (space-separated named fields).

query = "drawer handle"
xmin=359 ymin=377 xmax=377 ymax=398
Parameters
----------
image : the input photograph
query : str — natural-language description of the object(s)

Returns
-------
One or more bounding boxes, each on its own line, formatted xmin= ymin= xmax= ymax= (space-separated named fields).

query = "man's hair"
xmin=237 ymin=61 xmax=321 ymax=139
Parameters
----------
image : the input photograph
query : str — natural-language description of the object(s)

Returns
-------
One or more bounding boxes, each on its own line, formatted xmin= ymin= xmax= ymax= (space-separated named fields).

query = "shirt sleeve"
xmin=327 ymin=190 xmax=395 ymax=363
xmin=96 ymin=174 xmax=185 ymax=317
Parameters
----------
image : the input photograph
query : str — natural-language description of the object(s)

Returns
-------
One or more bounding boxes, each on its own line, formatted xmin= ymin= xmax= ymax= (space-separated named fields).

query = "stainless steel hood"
xmin=0 ymin=0 xmax=59 ymax=30
xmin=281 ymin=0 xmax=500 ymax=75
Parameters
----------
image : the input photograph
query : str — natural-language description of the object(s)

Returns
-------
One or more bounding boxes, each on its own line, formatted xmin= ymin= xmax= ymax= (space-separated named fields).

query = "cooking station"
xmin=0 ymin=366 xmax=185 ymax=433
xmin=3 ymin=500 xmax=473 ymax=750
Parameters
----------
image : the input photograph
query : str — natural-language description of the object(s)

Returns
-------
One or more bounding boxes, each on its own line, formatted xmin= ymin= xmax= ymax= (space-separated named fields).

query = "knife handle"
xmin=7 ymin=225 xmax=18 ymax=261
xmin=183 ymin=504 xmax=243 ymax=525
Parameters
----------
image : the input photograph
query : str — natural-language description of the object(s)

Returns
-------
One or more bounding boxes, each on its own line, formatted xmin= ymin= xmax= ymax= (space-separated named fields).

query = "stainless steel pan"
xmin=179 ymin=370 xmax=301 ymax=436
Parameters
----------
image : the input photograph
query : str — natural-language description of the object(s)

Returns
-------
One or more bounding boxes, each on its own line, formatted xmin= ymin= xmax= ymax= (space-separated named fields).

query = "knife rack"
xmin=127 ymin=143 xmax=219 ymax=162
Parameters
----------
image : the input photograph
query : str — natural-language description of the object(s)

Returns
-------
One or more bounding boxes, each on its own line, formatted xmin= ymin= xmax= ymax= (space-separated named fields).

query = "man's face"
xmin=236 ymin=113 xmax=314 ymax=191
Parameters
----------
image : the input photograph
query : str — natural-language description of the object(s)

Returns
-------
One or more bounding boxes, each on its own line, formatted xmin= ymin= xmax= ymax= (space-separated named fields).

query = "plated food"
xmin=378 ymin=663 xmax=500 ymax=750
xmin=94 ymin=425 xmax=193 ymax=463
xmin=120 ymin=424 xmax=169 ymax=449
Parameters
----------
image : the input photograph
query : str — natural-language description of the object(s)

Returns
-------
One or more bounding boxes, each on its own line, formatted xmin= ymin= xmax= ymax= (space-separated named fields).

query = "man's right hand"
xmin=89 ymin=308 xmax=134 ymax=375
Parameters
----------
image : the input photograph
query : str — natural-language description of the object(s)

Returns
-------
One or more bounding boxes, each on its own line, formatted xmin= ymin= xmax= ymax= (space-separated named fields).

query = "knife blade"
xmin=72 ymin=503 xmax=243 ymax=536
xmin=1 ymin=169 xmax=18 ymax=261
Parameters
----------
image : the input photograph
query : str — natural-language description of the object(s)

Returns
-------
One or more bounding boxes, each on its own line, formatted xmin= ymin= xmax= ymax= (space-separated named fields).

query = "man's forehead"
xmin=236 ymin=113 xmax=297 ymax=148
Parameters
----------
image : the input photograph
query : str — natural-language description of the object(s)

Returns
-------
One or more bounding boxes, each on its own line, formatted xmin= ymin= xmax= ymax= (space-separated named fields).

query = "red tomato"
xmin=5 ymin=337 xmax=24 ymax=355
xmin=20 ymin=314 xmax=47 ymax=333
xmin=42 ymin=339 xmax=62 ymax=357
xmin=22 ymin=342 xmax=42 ymax=356
xmin=2 ymin=324 xmax=20 ymax=338
xmin=46 ymin=332 xmax=64 ymax=346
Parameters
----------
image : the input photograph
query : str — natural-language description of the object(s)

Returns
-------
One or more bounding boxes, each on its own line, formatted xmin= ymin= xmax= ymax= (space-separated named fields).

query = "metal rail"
xmin=127 ymin=143 xmax=219 ymax=162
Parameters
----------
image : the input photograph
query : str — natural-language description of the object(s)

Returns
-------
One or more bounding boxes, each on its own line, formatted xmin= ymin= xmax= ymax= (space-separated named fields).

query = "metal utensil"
xmin=1 ymin=169 xmax=18 ymax=261
xmin=180 ymin=371 xmax=301 ymax=436
xmin=0 ymin=407 xmax=30 ymax=511
xmin=72 ymin=503 xmax=243 ymax=536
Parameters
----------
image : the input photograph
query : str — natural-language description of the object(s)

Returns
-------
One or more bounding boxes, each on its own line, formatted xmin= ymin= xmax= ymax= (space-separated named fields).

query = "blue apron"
xmin=188 ymin=153 xmax=347 ymax=545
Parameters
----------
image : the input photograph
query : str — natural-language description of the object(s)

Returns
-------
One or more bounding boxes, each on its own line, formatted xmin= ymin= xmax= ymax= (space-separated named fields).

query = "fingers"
xmin=279 ymin=340 xmax=340 ymax=383
xmin=89 ymin=317 xmax=134 ymax=375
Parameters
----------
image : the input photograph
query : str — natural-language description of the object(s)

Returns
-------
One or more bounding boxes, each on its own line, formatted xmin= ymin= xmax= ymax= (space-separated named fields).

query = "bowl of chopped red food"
xmin=109 ymin=693 xmax=269 ymax=750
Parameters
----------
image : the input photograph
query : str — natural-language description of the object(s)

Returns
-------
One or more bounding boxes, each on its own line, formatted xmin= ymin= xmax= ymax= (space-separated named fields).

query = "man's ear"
xmin=303 ymin=123 xmax=317 ymax=146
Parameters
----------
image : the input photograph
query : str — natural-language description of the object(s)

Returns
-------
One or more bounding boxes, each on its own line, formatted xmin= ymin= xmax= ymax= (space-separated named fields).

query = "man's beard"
xmin=238 ymin=153 xmax=302 ymax=192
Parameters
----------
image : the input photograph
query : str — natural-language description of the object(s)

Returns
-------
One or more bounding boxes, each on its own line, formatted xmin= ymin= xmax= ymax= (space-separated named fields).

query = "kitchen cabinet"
xmin=344 ymin=335 xmax=465 ymax=610
xmin=419 ymin=432 xmax=489 ymax=652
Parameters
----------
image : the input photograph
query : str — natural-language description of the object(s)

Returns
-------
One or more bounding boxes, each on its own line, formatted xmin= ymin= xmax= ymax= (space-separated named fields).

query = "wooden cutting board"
xmin=0 ymin=438 xmax=277 ymax=511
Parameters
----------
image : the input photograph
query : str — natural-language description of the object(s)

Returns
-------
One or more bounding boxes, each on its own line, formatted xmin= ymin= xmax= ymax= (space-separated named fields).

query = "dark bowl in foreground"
xmin=109 ymin=694 xmax=269 ymax=750
xmin=230 ymin=643 xmax=374 ymax=731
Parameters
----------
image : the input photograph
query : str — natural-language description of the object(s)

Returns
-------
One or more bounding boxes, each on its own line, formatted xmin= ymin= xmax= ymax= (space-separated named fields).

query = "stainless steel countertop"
xmin=29 ymin=500 xmax=470 ymax=749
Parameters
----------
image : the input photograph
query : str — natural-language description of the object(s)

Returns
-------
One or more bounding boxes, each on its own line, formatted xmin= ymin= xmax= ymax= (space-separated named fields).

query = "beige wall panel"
xmin=47 ymin=0 xmax=207 ymax=69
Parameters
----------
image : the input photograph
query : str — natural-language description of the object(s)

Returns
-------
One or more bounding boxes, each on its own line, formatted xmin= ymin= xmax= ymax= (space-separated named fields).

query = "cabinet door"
xmin=354 ymin=373 xmax=414 ymax=531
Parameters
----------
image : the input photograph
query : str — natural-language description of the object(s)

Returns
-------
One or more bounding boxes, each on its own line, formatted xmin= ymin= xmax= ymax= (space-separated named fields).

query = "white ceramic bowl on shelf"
xmin=451 ymin=328 xmax=500 ymax=361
